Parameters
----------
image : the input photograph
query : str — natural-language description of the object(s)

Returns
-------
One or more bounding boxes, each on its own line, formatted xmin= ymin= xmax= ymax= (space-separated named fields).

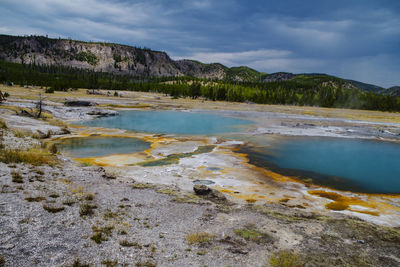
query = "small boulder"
xmin=193 ymin=185 xmax=227 ymax=203
xmin=193 ymin=184 xmax=211 ymax=195
xmin=209 ymin=189 xmax=227 ymax=201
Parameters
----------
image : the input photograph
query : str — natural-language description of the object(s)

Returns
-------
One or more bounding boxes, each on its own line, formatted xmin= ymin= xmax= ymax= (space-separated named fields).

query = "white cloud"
xmin=173 ymin=49 xmax=292 ymax=66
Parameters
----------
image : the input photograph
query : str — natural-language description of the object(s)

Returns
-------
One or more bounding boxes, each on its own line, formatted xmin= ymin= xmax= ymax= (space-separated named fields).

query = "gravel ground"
xmin=0 ymin=128 xmax=399 ymax=267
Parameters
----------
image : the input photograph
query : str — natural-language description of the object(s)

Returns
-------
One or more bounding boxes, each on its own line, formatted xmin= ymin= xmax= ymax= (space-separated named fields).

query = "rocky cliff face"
xmin=0 ymin=35 xmax=256 ymax=81
xmin=262 ymin=72 xmax=295 ymax=82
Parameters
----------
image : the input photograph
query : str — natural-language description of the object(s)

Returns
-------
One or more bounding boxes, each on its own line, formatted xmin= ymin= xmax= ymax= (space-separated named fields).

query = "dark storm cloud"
xmin=0 ymin=0 xmax=399 ymax=87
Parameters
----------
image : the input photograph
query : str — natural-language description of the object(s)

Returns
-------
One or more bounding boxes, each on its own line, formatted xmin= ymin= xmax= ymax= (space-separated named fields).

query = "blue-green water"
xmin=243 ymin=137 xmax=400 ymax=194
xmin=57 ymin=137 xmax=150 ymax=158
xmin=79 ymin=110 xmax=253 ymax=135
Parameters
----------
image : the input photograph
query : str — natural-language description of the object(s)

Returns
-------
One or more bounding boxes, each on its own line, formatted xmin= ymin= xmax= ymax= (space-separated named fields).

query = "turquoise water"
xmin=79 ymin=110 xmax=253 ymax=135
xmin=57 ymin=137 xmax=150 ymax=158
xmin=242 ymin=137 xmax=400 ymax=194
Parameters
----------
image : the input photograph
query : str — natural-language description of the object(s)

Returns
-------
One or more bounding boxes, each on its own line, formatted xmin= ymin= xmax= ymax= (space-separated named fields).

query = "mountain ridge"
xmin=0 ymin=34 xmax=261 ymax=82
xmin=0 ymin=34 xmax=397 ymax=91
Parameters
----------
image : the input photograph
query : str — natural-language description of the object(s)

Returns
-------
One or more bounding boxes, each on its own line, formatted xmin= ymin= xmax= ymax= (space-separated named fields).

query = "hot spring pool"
xmin=242 ymin=137 xmax=400 ymax=194
xmin=57 ymin=137 xmax=151 ymax=158
xmin=78 ymin=110 xmax=253 ymax=135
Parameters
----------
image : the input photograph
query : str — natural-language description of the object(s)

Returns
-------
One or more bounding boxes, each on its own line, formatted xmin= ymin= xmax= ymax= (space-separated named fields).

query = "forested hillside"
xmin=1 ymin=60 xmax=399 ymax=112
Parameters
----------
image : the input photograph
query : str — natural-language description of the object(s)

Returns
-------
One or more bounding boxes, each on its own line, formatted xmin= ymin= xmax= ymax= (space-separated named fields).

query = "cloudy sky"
xmin=1 ymin=0 xmax=399 ymax=87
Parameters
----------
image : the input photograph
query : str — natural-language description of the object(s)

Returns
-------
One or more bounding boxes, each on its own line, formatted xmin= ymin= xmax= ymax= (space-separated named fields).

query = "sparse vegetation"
xmin=75 ymin=51 xmax=98 ymax=66
xmin=156 ymin=188 xmax=178 ymax=195
xmin=172 ymin=193 xmax=202 ymax=204
xmin=118 ymin=229 xmax=127 ymax=235
xmin=268 ymin=251 xmax=303 ymax=267
xmin=79 ymin=203 xmax=97 ymax=216
xmin=42 ymin=204 xmax=65 ymax=213
xmin=131 ymin=183 xmax=155 ymax=189
xmin=197 ymin=250 xmax=206 ymax=255
xmin=0 ymin=119 xmax=7 ymax=129
xmin=71 ymin=258 xmax=90 ymax=267
xmin=104 ymin=209 xmax=118 ymax=220
xmin=63 ymin=197 xmax=76 ymax=206
xmin=91 ymin=225 xmax=114 ymax=244
xmin=47 ymin=143 xmax=58 ymax=154
xmin=11 ymin=171 xmax=23 ymax=183
xmin=119 ymin=239 xmax=136 ymax=247
xmin=85 ymin=193 xmax=95 ymax=201
xmin=135 ymin=261 xmax=156 ymax=267
xmin=25 ymin=196 xmax=46 ymax=202
xmin=91 ymin=232 xmax=108 ymax=244
xmin=186 ymin=232 xmax=214 ymax=245
xmin=101 ymin=259 xmax=118 ymax=267
xmin=234 ymin=225 xmax=274 ymax=244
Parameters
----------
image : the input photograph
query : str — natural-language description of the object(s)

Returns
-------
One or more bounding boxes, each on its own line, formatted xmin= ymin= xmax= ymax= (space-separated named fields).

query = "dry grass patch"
xmin=0 ymin=148 xmax=56 ymax=166
xmin=186 ymin=232 xmax=214 ymax=245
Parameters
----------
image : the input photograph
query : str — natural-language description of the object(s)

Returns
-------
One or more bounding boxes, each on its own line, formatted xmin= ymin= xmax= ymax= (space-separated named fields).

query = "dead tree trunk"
xmin=36 ymin=93 xmax=46 ymax=118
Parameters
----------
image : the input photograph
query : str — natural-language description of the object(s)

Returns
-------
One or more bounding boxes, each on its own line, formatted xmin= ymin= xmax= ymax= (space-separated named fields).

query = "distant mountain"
xmin=346 ymin=80 xmax=385 ymax=93
xmin=381 ymin=86 xmax=400 ymax=97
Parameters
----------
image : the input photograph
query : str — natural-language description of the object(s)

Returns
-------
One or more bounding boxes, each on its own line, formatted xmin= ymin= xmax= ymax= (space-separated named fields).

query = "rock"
xmin=87 ymin=108 xmax=118 ymax=117
xmin=227 ymin=247 xmax=248 ymax=254
xmin=64 ymin=100 xmax=96 ymax=107
xmin=193 ymin=185 xmax=211 ymax=195
xmin=102 ymin=173 xmax=116 ymax=180
xmin=209 ymin=189 xmax=227 ymax=201
xmin=193 ymin=185 xmax=227 ymax=202
xmin=263 ymin=72 xmax=294 ymax=82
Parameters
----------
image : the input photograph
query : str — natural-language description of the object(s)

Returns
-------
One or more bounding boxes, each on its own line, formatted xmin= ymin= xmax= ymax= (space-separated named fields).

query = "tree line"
xmin=0 ymin=60 xmax=399 ymax=112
